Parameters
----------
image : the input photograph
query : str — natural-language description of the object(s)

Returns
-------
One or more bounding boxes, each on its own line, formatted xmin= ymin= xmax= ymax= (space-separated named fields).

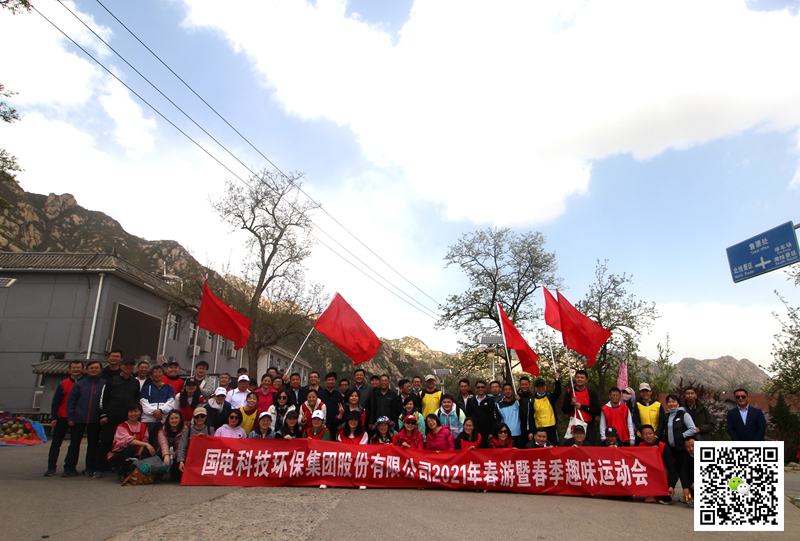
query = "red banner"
xmin=182 ymin=437 xmax=669 ymax=496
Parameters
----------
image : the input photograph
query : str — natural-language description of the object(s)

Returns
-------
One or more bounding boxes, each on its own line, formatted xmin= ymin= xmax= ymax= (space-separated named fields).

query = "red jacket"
xmin=393 ymin=429 xmax=424 ymax=449
xmin=256 ymin=388 xmax=276 ymax=411
xmin=425 ymin=426 xmax=454 ymax=451
xmin=489 ymin=436 xmax=514 ymax=449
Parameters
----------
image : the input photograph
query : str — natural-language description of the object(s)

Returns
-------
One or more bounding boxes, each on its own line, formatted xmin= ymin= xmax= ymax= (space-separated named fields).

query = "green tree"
xmin=436 ymin=227 xmax=560 ymax=382
xmin=768 ymin=394 xmax=800 ymax=463
xmin=0 ymin=1 xmax=31 ymax=14
xmin=646 ymin=333 xmax=678 ymax=395
xmin=576 ymin=260 xmax=658 ymax=396
xmin=766 ymin=293 xmax=800 ymax=396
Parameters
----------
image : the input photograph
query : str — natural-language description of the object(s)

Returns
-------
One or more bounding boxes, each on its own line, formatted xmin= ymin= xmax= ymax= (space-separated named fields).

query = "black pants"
xmin=47 ymin=418 xmax=70 ymax=470
xmin=107 ymin=446 xmax=151 ymax=474
xmin=145 ymin=422 xmax=162 ymax=447
xmin=96 ymin=417 xmax=125 ymax=471
xmin=542 ymin=425 xmax=559 ymax=447
xmin=671 ymin=447 xmax=686 ymax=478
xmin=65 ymin=423 xmax=101 ymax=472
xmin=585 ymin=421 xmax=598 ymax=446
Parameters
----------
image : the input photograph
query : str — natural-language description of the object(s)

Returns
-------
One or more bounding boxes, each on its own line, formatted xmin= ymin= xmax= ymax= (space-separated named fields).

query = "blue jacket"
xmin=497 ymin=399 xmax=521 ymax=437
xmin=727 ymin=405 xmax=767 ymax=441
xmin=66 ymin=375 xmax=106 ymax=424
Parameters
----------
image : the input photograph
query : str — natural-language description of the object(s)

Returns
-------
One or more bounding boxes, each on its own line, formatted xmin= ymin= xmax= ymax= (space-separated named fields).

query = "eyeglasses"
xmin=735 ymin=395 xmax=747 ymax=399
xmin=193 ymin=414 xmax=207 ymax=419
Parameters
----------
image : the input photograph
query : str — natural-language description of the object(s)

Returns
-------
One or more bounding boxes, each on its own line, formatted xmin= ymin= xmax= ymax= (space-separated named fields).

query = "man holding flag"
xmin=561 ymin=369 xmax=601 ymax=445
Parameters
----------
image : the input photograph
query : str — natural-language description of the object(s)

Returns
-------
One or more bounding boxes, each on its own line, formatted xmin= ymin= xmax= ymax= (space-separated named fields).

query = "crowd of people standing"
xmin=43 ymin=351 xmax=769 ymax=505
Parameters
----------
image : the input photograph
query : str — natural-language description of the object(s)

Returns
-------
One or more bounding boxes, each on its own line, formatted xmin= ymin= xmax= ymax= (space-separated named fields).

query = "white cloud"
xmin=638 ymin=302 xmax=782 ymax=371
xmin=98 ymin=77 xmax=156 ymax=159
xmin=180 ymin=0 xmax=800 ymax=226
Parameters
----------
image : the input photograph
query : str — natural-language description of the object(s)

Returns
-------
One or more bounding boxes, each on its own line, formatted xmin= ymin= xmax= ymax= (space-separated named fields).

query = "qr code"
xmin=694 ymin=441 xmax=784 ymax=531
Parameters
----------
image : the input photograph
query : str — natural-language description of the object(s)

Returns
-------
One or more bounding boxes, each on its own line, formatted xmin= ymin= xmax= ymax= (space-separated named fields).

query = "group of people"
xmin=43 ymin=353 xmax=769 ymax=504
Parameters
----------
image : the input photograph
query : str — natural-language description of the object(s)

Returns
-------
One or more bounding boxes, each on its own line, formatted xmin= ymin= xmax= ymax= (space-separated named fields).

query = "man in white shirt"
xmin=226 ymin=375 xmax=250 ymax=409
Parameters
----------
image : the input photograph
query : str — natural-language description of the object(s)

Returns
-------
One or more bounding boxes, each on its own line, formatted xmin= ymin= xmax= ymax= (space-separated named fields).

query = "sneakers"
xmin=81 ymin=470 xmax=94 ymax=478
xmin=359 ymin=486 xmax=367 ymax=490
xmin=43 ymin=469 xmax=56 ymax=477
xmin=61 ymin=469 xmax=79 ymax=478
xmin=658 ymin=497 xmax=672 ymax=505
xmin=319 ymin=485 xmax=327 ymax=489
xmin=678 ymin=496 xmax=686 ymax=503
xmin=92 ymin=471 xmax=103 ymax=479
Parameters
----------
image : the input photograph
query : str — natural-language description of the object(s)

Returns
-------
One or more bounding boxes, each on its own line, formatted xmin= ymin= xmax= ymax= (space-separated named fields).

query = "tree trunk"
xmin=247 ymin=340 xmax=259 ymax=378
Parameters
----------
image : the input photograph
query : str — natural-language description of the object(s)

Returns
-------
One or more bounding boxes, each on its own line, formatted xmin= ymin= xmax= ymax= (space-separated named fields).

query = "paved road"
xmin=2 ymin=441 xmax=797 ymax=541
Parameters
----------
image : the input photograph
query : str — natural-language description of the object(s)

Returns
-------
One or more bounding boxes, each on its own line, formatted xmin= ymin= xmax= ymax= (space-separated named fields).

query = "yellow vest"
xmin=421 ymin=390 xmax=442 ymax=418
xmin=636 ymin=400 xmax=661 ymax=437
xmin=533 ymin=396 xmax=556 ymax=428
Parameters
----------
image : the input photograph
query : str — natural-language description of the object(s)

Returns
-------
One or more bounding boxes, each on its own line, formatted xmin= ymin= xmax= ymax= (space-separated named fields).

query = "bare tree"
xmin=211 ymin=170 xmax=325 ymax=374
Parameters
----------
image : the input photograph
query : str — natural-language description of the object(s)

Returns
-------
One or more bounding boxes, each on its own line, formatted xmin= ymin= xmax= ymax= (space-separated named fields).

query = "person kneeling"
xmin=106 ymin=404 xmax=155 ymax=483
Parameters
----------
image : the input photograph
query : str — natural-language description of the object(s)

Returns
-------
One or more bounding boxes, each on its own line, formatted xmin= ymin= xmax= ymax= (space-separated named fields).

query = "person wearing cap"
xmin=163 ymin=361 xmax=185 ymax=396
xmin=600 ymin=387 xmax=636 ymax=446
xmin=420 ymin=374 xmax=443 ymax=419
xmin=336 ymin=410 xmax=367 ymax=444
xmin=393 ymin=413 xmax=424 ymax=449
xmin=193 ymin=361 xmax=214 ymax=399
xmin=398 ymin=395 xmax=426 ymax=439
xmin=95 ymin=356 xmax=141 ymax=477
xmin=562 ymin=424 xmax=591 ymax=447
xmin=298 ymin=388 xmax=327 ymax=430
xmin=175 ymin=377 xmax=205 ymax=424
xmin=226 ymin=375 xmax=251 ymax=409
xmin=635 ymin=382 xmax=661 ymax=443
xmin=177 ymin=406 xmax=215 ymax=472
xmin=561 ymin=369 xmax=601 ymax=445
xmin=530 ymin=374 xmax=561 ymax=447
xmin=158 ymin=410 xmax=185 ymax=481
xmin=139 ymin=365 xmax=176 ymax=446
xmin=205 ymin=387 xmax=232 ymax=429
xmin=278 ymin=410 xmax=303 ymax=439
xmin=302 ymin=410 xmax=333 ymax=441
xmin=249 ymin=411 xmax=276 ymax=439
xmin=371 ymin=416 xmax=395 ymax=444
xmin=603 ymin=427 xmax=620 ymax=447
xmin=215 ymin=409 xmax=246 ymax=439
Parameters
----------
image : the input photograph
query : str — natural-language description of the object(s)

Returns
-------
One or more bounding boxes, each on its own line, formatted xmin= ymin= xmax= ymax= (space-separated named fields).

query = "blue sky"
xmin=3 ymin=0 xmax=800 ymax=370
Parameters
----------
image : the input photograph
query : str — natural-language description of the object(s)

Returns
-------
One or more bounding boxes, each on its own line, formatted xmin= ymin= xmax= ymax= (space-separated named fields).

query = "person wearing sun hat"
xmin=226 ymin=375 xmax=251 ymax=409
xmin=205 ymin=387 xmax=232 ymax=429
xmin=371 ymin=416 xmax=395 ymax=444
xmin=304 ymin=410 xmax=332 ymax=440
xmin=393 ymin=413 xmax=424 ymax=449
xmin=177 ymin=406 xmax=215 ymax=472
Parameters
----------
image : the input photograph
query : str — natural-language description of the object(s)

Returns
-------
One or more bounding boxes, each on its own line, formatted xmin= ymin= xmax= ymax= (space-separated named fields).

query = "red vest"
xmin=602 ymin=403 xmax=631 ymax=441
xmin=305 ymin=427 xmax=330 ymax=440
xmin=569 ymin=388 xmax=594 ymax=422
xmin=57 ymin=377 xmax=76 ymax=418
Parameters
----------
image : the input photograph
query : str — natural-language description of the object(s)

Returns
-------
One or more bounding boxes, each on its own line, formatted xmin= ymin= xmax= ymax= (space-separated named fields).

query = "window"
xmin=109 ymin=303 xmax=161 ymax=360
xmin=35 ymin=374 xmax=45 ymax=388
xmin=218 ymin=337 xmax=228 ymax=356
xmin=188 ymin=321 xmax=197 ymax=345
xmin=167 ymin=313 xmax=181 ymax=341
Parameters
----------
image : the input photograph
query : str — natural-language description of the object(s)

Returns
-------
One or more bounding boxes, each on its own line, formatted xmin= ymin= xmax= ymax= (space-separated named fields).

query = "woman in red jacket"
xmin=455 ymin=418 xmax=482 ymax=450
xmin=489 ymin=423 xmax=514 ymax=449
xmin=337 ymin=410 xmax=368 ymax=445
xmin=424 ymin=414 xmax=454 ymax=452
xmin=393 ymin=414 xmax=424 ymax=449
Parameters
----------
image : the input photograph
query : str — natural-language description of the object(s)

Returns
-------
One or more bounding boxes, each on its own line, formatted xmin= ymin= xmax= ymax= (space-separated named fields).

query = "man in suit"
xmin=726 ymin=388 xmax=767 ymax=441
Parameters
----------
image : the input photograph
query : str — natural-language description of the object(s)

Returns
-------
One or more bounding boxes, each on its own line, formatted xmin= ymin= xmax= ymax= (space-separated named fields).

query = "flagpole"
xmin=496 ymin=303 xmax=516 ymax=395
xmin=191 ymin=320 xmax=200 ymax=373
xmin=546 ymin=334 xmax=559 ymax=376
xmin=286 ymin=326 xmax=315 ymax=373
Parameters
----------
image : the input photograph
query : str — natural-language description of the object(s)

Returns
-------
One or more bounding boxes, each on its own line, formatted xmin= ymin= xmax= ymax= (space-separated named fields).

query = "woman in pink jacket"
xmin=424 ymin=414 xmax=454 ymax=452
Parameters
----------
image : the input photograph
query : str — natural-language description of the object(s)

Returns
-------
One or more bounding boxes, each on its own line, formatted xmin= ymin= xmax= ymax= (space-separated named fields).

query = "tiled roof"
xmin=32 ymin=359 xmax=191 ymax=376
xmin=0 ymin=252 xmax=177 ymax=299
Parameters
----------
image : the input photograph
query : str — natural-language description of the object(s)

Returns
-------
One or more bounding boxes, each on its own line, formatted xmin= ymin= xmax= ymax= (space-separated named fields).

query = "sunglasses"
xmin=735 ymin=395 xmax=747 ymax=399
xmin=193 ymin=414 xmax=207 ymax=419
xmin=498 ymin=430 xmax=509 ymax=434
xmin=278 ymin=396 xmax=288 ymax=400
xmin=404 ymin=421 xmax=416 ymax=425
xmin=476 ymin=385 xmax=486 ymax=389
xmin=229 ymin=415 xmax=239 ymax=420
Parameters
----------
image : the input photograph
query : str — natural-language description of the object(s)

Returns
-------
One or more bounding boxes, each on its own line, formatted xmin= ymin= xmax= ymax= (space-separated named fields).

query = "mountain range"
xmin=0 ymin=176 xmax=770 ymax=389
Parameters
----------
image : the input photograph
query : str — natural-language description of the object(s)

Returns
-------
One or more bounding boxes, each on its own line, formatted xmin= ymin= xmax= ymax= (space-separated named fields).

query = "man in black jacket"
xmin=99 ymin=349 xmax=123 ymax=382
xmin=466 ymin=380 xmax=499 ymax=447
xmin=394 ymin=378 xmax=421 ymax=415
xmin=640 ymin=424 xmax=677 ymax=504
xmin=683 ymin=387 xmax=713 ymax=440
xmin=372 ymin=374 xmax=398 ymax=426
xmin=348 ymin=368 xmax=375 ymax=426
xmin=95 ymin=357 xmax=140 ymax=477
xmin=561 ymin=370 xmax=601 ymax=445
xmin=318 ymin=372 xmax=344 ymax=433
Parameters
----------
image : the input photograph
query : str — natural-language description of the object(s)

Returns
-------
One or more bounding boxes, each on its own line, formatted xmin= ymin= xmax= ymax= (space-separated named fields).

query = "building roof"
xmin=0 ymin=252 xmax=177 ymax=299
xmin=264 ymin=345 xmax=311 ymax=368
xmin=32 ymin=358 xmax=191 ymax=376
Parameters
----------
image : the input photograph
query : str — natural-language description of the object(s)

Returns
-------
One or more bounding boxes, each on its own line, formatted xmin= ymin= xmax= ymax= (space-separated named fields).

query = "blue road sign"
xmin=726 ymin=221 xmax=800 ymax=283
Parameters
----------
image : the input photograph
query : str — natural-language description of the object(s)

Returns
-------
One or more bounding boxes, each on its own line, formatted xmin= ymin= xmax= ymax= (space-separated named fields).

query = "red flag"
xmin=542 ymin=286 xmax=561 ymax=332
xmin=313 ymin=293 xmax=381 ymax=365
xmin=617 ymin=360 xmax=629 ymax=390
xmin=197 ymin=281 xmax=252 ymax=350
xmin=497 ymin=303 xmax=540 ymax=376
xmin=556 ymin=291 xmax=611 ymax=367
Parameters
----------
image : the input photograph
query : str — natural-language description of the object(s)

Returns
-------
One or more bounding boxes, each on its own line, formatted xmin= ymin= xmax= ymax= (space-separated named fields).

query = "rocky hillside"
xmin=0 ymin=174 xmax=199 ymax=275
xmin=674 ymin=356 xmax=768 ymax=391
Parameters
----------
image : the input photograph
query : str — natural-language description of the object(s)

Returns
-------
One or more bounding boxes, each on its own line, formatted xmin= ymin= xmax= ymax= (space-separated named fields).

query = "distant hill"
xmin=635 ymin=355 xmax=769 ymax=392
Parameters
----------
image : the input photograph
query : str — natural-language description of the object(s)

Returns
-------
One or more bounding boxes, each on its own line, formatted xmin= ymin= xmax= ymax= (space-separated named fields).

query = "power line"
xmin=93 ymin=0 xmax=442 ymax=310
xmin=31 ymin=3 xmax=441 ymax=321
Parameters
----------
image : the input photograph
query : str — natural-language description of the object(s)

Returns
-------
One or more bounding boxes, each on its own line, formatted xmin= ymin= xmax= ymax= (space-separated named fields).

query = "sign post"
xmin=726 ymin=222 xmax=800 ymax=283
